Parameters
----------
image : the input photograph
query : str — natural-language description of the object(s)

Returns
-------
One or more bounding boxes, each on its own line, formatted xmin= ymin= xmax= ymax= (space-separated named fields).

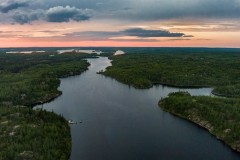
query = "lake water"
xmin=38 ymin=57 xmax=240 ymax=160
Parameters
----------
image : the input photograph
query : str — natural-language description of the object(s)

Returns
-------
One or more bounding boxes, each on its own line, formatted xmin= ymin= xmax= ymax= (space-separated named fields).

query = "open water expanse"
xmin=37 ymin=57 xmax=240 ymax=160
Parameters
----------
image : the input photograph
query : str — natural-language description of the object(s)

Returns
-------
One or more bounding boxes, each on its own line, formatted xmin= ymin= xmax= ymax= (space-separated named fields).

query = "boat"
xmin=68 ymin=119 xmax=83 ymax=124
xmin=68 ymin=120 xmax=77 ymax=124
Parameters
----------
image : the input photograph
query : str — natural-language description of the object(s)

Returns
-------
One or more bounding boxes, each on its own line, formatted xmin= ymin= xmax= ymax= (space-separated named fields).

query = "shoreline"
xmin=159 ymin=97 xmax=240 ymax=154
xmin=32 ymin=69 xmax=89 ymax=107
xmin=102 ymin=73 xmax=235 ymax=98
xmin=160 ymin=106 xmax=240 ymax=154
xmin=27 ymin=62 xmax=91 ymax=159
xmin=0 ymin=57 xmax=90 ymax=160
xmin=153 ymin=82 xmax=211 ymax=89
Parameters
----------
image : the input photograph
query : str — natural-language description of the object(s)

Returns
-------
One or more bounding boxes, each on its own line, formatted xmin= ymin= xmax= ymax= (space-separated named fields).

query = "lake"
xmin=37 ymin=57 xmax=240 ymax=160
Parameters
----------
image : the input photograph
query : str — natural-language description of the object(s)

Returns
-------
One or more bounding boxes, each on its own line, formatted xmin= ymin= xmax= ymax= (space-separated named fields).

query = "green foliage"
xmin=0 ymin=106 xmax=71 ymax=160
xmin=103 ymin=49 xmax=240 ymax=152
xmin=159 ymin=92 xmax=240 ymax=152
xmin=0 ymin=53 xmax=93 ymax=106
xmin=0 ymin=52 xmax=95 ymax=159
xmin=103 ymin=51 xmax=240 ymax=97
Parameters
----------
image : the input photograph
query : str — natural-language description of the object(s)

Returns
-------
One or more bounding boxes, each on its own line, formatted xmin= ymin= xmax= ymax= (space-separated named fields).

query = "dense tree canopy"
xmin=102 ymin=50 xmax=240 ymax=97
xmin=0 ymin=52 xmax=95 ymax=106
xmin=0 ymin=52 xmax=95 ymax=159
xmin=0 ymin=106 xmax=71 ymax=160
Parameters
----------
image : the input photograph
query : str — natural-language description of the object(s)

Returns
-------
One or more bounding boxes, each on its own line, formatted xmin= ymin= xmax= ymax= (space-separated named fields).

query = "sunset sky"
xmin=0 ymin=0 xmax=240 ymax=48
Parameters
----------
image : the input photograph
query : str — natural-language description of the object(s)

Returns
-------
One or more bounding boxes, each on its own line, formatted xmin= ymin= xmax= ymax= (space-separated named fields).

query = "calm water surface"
xmin=38 ymin=57 xmax=240 ymax=160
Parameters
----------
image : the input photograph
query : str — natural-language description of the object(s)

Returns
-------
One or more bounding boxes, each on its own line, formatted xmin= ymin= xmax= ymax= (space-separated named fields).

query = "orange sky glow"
xmin=1 ymin=21 xmax=239 ymax=48
xmin=0 ymin=23 xmax=240 ymax=48
xmin=0 ymin=0 xmax=240 ymax=48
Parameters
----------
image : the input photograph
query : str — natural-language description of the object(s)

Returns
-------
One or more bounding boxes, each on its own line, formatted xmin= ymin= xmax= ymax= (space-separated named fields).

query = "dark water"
xmin=38 ymin=57 xmax=240 ymax=160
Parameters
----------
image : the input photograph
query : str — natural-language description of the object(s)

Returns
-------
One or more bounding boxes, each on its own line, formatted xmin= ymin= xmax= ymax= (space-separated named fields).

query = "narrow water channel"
xmin=38 ymin=57 xmax=240 ymax=160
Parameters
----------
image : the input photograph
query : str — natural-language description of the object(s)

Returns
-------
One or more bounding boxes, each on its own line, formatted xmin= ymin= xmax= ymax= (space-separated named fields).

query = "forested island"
xmin=0 ymin=52 xmax=96 ymax=159
xmin=102 ymin=48 xmax=240 ymax=153
xmin=102 ymin=49 xmax=240 ymax=97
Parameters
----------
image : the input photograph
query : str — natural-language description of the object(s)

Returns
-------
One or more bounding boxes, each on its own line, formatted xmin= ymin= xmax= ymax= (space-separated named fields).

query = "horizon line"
xmin=1 ymin=46 xmax=240 ymax=49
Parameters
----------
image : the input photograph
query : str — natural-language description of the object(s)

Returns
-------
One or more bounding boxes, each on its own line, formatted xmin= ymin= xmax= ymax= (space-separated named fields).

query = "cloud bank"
xmin=0 ymin=0 xmax=93 ymax=24
xmin=46 ymin=6 xmax=92 ymax=22
xmin=0 ymin=0 xmax=240 ymax=24
xmin=8 ymin=5 xmax=92 ymax=24
xmin=122 ymin=28 xmax=187 ymax=37
xmin=64 ymin=28 xmax=192 ymax=41
xmin=96 ymin=0 xmax=240 ymax=21
xmin=12 ymin=10 xmax=43 ymax=24
xmin=0 ymin=0 xmax=28 ymax=13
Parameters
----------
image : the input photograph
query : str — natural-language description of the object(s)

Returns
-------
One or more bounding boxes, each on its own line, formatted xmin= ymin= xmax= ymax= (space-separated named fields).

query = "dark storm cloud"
xmin=12 ymin=10 xmax=43 ymax=24
xmin=0 ymin=1 xmax=93 ymax=24
xmin=1 ymin=0 xmax=240 ymax=24
xmin=46 ymin=6 xmax=92 ymax=22
xmin=65 ymin=28 xmax=191 ymax=40
xmin=0 ymin=0 xmax=28 ymax=13
xmin=8 ymin=5 xmax=92 ymax=24
xmin=122 ymin=28 xmax=186 ymax=37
